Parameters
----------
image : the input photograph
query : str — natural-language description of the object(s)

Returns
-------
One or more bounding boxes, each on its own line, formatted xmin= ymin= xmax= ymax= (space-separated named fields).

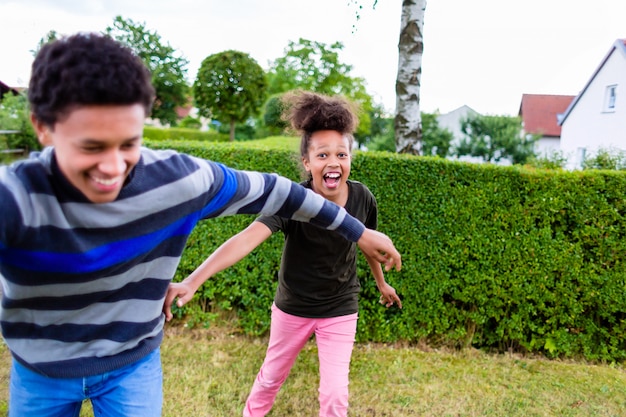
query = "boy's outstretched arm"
xmin=357 ymin=229 xmax=402 ymax=272
xmin=163 ymin=221 xmax=272 ymax=321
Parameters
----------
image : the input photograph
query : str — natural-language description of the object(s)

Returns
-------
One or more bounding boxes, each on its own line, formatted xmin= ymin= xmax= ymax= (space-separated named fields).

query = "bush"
xmin=582 ymin=147 xmax=626 ymax=171
xmin=143 ymin=126 xmax=228 ymax=142
xmin=177 ymin=116 xmax=202 ymax=130
xmin=147 ymin=138 xmax=626 ymax=361
xmin=525 ymin=150 xmax=568 ymax=170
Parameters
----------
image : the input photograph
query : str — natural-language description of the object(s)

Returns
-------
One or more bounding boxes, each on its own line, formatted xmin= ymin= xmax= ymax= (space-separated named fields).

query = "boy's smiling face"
xmin=32 ymin=104 xmax=145 ymax=203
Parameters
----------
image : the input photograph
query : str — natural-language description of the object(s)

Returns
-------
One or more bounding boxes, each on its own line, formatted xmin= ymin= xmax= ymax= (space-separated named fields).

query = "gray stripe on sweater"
xmin=14 ymin=168 xmax=215 ymax=229
xmin=3 ymin=299 xmax=164 ymax=326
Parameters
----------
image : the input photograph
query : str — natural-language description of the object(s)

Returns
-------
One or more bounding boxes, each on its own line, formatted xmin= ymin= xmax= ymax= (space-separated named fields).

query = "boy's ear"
xmin=30 ymin=114 xmax=52 ymax=146
xmin=302 ymin=157 xmax=311 ymax=172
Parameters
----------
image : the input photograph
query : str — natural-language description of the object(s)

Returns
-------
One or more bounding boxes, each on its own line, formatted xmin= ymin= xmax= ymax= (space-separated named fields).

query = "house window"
xmin=576 ymin=147 xmax=587 ymax=170
xmin=603 ymin=85 xmax=617 ymax=112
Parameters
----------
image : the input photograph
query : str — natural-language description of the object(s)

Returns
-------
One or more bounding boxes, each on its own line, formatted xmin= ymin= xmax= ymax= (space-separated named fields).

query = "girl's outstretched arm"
xmin=164 ymin=221 xmax=272 ymax=321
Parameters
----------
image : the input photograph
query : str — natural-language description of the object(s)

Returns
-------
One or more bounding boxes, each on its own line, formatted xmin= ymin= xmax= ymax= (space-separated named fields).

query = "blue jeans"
xmin=9 ymin=348 xmax=163 ymax=417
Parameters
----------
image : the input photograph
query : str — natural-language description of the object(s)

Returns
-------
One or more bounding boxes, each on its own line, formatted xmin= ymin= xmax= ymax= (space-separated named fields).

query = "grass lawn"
xmin=0 ymin=323 xmax=625 ymax=416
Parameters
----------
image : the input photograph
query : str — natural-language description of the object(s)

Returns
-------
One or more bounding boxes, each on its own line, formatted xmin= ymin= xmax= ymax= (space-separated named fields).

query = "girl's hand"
xmin=378 ymin=283 xmax=402 ymax=309
xmin=163 ymin=282 xmax=196 ymax=321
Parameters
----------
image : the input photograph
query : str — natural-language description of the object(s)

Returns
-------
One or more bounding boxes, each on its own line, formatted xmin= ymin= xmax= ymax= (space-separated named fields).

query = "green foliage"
xmin=366 ymin=116 xmax=395 ymax=152
xmin=353 ymin=156 xmax=626 ymax=361
xmin=262 ymin=94 xmax=288 ymax=136
xmin=0 ymin=93 xmax=39 ymax=153
xmin=457 ymin=114 xmax=537 ymax=164
xmin=266 ymin=38 xmax=373 ymax=143
xmin=525 ymin=150 xmax=568 ymax=170
xmin=582 ymin=147 xmax=626 ymax=171
xmin=421 ymin=112 xmax=454 ymax=157
xmin=356 ymin=102 xmax=392 ymax=149
xmin=143 ymin=126 xmax=228 ymax=142
xmin=149 ymin=138 xmax=626 ymax=361
xmin=267 ymin=38 xmax=355 ymax=96
xmin=106 ymin=16 xmax=190 ymax=126
xmin=178 ymin=116 xmax=202 ymax=130
xmin=216 ymin=118 xmax=257 ymax=141
xmin=193 ymin=50 xmax=267 ymax=141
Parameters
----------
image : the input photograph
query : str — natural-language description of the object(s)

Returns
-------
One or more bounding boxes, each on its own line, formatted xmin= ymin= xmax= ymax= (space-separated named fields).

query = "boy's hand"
xmin=163 ymin=282 xmax=195 ymax=322
xmin=357 ymin=229 xmax=402 ymax=272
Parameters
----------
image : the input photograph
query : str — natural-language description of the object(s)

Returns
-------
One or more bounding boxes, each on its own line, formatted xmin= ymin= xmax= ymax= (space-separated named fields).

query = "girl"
xmin=164 ymin=90 xmax=402 ymax=417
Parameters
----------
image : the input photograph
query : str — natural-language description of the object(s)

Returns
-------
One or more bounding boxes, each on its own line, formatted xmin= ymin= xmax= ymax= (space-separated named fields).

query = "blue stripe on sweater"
xmin=0 ymin=215 xmax=198 ymax=273
xmin=199 ymin=163 xmax=239 ymax=218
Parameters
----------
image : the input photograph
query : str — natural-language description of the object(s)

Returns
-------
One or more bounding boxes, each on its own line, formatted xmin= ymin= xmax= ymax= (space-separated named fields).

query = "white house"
xmin=559 ymin=39 xmax=626 ymax=169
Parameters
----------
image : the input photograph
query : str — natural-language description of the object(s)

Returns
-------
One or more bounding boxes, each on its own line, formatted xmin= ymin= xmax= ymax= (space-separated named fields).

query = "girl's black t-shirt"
xmin=255 ymin=180 xmax=378 ymax=318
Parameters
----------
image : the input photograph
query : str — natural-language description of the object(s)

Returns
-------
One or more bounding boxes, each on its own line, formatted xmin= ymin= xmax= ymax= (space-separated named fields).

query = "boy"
xmin=0 ymin=33 xmax=401 ymax=417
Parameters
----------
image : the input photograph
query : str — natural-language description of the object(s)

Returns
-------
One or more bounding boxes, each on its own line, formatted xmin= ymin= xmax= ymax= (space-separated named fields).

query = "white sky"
xmin=0 ymin=0 xmax=624 ymax=116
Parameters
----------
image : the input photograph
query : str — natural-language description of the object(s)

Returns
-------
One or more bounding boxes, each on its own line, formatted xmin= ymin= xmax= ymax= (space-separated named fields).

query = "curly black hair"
xmin=281 ymin=90 xmax=359 ymax=157
xmin=28 ymin=32 xmax=155 ymax=127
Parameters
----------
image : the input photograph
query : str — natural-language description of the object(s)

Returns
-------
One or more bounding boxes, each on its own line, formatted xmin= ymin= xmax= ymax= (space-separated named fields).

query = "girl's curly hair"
xmin=281 ymin=90 xmax=359 ymax=157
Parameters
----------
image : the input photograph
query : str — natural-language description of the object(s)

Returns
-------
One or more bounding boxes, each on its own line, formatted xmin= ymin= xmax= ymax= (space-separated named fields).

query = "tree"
xmin=193 ymin=50 xmax=267 ymax=141
xmin=106 ymin=16 xmax=189 ymax=126
xmin=348 ymin=0 xmax=427 ymax=154
xmin=456 ymin=114 xmax=537 ymax=165
xmin=262 ymin=95 xmax=288 ymax=136
xmin=395 ymin=0 xmax=427 ymax=155
xmin=266 ymin=38 xmax=374 ymax=145
xmin=267 ymin=38 xmax=361 ymax=96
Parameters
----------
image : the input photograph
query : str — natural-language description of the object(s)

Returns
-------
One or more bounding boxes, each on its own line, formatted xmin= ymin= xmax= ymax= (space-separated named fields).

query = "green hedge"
xmin=143 ymin=126 xmax=229 ymax=142
xmin=147 ymin=138 xmax=626 ymax=361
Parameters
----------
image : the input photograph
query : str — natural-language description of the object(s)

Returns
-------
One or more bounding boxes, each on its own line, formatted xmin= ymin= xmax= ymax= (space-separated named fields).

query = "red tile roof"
xmin=518 ymin=94 xmax=575 ymax=137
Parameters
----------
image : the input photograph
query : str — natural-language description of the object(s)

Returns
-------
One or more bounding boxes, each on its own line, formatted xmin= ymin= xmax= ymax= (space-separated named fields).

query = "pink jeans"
xmin=243 ymin=304 xmax=358 ymax=417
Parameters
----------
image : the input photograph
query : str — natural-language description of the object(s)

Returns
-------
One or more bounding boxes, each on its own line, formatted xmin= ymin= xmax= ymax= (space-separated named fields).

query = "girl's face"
xmin=302 ymin=130 xmax=351 ymax=205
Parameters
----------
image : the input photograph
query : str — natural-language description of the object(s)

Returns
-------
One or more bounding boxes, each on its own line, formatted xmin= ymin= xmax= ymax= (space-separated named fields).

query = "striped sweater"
xmin=0 ymin=146 xmax=365 ymax=378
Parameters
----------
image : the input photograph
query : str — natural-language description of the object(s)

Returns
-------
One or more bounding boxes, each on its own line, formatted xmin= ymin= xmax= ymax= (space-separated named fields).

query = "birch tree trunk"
xmin=395 ymin=0 xmax=426 ymax=154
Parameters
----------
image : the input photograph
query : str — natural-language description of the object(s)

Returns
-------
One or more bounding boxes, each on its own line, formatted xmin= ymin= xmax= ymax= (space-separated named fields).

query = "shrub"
xmin=147 ymin=138 xmax=626 ymax=361
xmin=143 ymin=126 xmax=228 ymax=142
xmin=582 ymin=147 xmax=626 ymax=171
xmin=177 ymin=116 xmax=202 ymax=130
